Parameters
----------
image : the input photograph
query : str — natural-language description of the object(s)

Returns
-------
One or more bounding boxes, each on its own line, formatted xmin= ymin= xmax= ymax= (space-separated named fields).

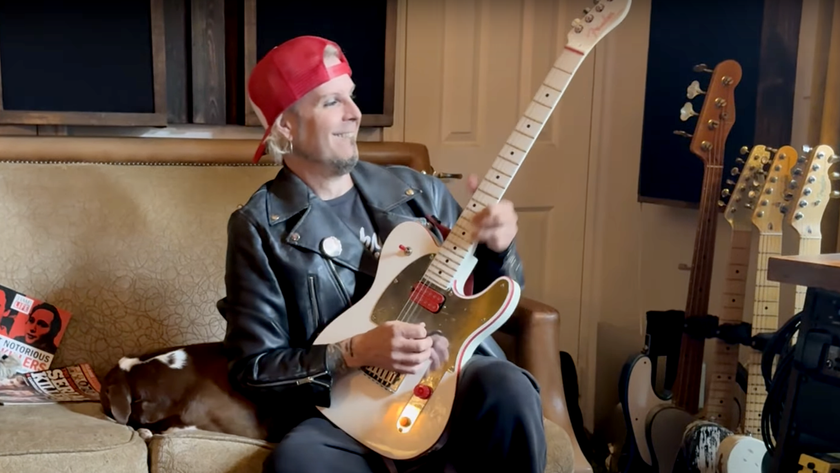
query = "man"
xmin=218 ymin=35 xmax=546 ymax=473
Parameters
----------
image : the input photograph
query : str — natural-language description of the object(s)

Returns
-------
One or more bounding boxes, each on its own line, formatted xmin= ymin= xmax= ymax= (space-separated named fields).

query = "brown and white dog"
xmin=100 ymin=342 xmax=268 ymax=441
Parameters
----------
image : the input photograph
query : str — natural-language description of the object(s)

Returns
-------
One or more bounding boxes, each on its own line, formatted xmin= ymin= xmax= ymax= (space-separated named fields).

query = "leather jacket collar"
xmin=264 ymin=161 xmax=430 ymax=278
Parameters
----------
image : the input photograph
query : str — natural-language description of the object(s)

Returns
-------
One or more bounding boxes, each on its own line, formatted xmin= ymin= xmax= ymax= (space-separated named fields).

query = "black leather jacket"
xmin=217 ymin=160 xmax=525 ymax=416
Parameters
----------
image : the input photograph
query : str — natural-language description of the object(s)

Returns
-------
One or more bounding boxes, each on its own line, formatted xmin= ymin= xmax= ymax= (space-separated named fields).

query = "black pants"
xmin=263 ymin=355 xmax=547 ymax=473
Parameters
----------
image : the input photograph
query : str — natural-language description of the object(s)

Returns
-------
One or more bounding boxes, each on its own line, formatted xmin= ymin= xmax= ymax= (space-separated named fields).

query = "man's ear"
xmin=275 ymin=110 xmax=296 ymax=142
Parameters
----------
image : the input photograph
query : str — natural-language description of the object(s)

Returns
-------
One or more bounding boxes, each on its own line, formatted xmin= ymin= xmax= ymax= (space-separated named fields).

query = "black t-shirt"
xmin=326 ymin=187 xmax=382 ymax=257
xmin=325 ymin=187 xmax=381 ymax=302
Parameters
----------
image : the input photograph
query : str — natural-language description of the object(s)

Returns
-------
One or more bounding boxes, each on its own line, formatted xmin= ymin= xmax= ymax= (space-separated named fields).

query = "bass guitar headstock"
xmin=752 ymin=146 xmax=797 ymax=233
xmin=674 ymin=60 xmax=742 ymax=167
xmin=781 ymin=144 xmax=840 ymax=237
xmin=722 ymin=145 xmax=771 ymax=232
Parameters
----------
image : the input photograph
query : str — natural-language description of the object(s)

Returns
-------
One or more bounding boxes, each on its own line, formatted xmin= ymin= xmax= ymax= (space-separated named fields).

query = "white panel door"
xmin=402 ymin=0 xmax=595 ymax=368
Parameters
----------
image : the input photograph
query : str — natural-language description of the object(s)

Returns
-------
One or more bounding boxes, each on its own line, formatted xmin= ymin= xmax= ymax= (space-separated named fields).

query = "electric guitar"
xmin=715 ymin=144 xmax=839 ymax=472
xmin=679 ymin=144 xmax=770 ymax=472
xmin=618 ymin=58 xmax=742 ymax=473
xmin=312 ymin=0 xmax=633 ymax=460
xmin=712 ymin=145 xmax=796 ymax=472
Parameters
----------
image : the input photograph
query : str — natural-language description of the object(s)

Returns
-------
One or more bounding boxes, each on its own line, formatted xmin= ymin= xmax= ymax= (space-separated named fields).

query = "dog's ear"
xmin=102 ymin=368 xmax=132 ymax=424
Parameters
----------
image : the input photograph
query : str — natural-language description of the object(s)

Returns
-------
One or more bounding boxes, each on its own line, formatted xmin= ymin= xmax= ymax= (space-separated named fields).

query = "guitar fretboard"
xmin=744 ymin=233 xmax=781 ymax=436
xmin=423 ymin=47 xmax=587 ymax=290
xmin=673 ymin=164 xmax=724 ymax=413
xmin=704 ymin=229 xmax=751 ymax=431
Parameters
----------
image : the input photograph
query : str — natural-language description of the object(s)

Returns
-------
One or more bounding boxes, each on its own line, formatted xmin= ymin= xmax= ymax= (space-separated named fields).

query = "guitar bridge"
xmin=361 ymin=366 xmax=405 ymax=392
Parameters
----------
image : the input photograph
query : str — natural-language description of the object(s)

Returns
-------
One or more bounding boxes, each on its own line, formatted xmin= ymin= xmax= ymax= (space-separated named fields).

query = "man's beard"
xmin=326 ymin=154 xmax=359 ymax=176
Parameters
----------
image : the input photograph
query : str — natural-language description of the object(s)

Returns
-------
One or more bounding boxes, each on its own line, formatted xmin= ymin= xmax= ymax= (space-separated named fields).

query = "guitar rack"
xmin=679 ymin=292 xmax=840 ymax=472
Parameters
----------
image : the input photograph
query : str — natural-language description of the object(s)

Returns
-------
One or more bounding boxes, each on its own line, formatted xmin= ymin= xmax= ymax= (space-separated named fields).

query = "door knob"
xmin=433 ymin=171 xmax=463 ymax=179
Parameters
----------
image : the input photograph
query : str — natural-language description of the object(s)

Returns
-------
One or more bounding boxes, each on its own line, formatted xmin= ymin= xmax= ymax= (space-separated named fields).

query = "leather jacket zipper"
xmin=326 ymin=259 xmax=352 ymax=306
xmin=245 ymin=371 xmax=330 ymax=389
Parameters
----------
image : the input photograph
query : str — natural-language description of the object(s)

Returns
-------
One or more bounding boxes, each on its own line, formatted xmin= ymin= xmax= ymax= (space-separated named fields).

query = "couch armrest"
xmin=500 ymin=296 xmax=592 ymax=472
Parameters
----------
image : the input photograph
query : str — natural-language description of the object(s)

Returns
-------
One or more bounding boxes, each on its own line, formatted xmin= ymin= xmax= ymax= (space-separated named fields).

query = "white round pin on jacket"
xmin=321 ymin=236 xmax=343 ymax=258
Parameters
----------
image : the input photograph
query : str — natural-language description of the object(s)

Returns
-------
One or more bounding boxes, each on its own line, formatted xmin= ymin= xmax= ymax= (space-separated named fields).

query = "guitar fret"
xmin=437 ymin=250 xmax=463 ymax=268
xmin=515 ymin=116 xmax=543 ymax=139
xmin=484 ymin=168 xmax=512 ymax=188
xmin=472 ymin=190 xmax=498 ymax=206
xmin=544 ymin=66 xmax=572 ymax=92
xmin=430 ymin=260 xmax=455 ymax=278
xmin=478 ymin=180 xmax=505 ymax=199
xmin=506 ymin=131 xmax=533 ymax=154
xmin=554 ymin=50 xmax=582 ymax=74
xmin=500 ymin=144 xmax=527 ymax=164
xmin=434 ymin=253 xmax=460 ymax=271
xmin=524 ymin=101 xmax=552 ymax=123
xmin=492 ymin=157 xmax=518 ymax=176
xmin=533 ymin=85 xmax=561 ymax=108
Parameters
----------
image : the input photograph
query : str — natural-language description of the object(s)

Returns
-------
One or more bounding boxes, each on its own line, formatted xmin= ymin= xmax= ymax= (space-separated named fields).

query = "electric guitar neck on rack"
xmin=713 ymin=145 xmax=796 ymax=473
xmin=781 ymin=144 xmax=839 ymax=315
xmin=618 ymin=59 xmax=741 ymax=473
xmin=678 ymin=145 xmax=771 ymax=473
xmin=672 ymin=59 xmax=743 ymax=415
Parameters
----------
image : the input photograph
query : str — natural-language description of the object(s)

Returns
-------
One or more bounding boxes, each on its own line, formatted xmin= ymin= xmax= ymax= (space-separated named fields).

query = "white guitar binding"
xmin=313 ymin=0 xmax=633 ymax=461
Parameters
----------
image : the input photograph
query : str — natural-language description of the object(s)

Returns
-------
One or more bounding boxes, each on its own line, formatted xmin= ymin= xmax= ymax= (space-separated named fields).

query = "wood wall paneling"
xmin=191 ymin=0 xmax=227 ymax=125
xmin=164 ymin=0 xmax=189 ymax=124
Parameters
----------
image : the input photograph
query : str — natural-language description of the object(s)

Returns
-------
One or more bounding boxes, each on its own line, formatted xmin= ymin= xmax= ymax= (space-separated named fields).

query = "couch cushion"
xmin=148 ymin=416 xmax=573 ymax=473
xmin=0 ymin=163 xmax=281 ymax=379
xmin=0 ymin=402 xmax=147 ymax=473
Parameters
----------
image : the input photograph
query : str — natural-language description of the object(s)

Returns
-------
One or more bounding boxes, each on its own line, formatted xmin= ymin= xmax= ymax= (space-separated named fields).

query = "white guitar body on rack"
xmin=314 ymin=0 xmax=633 ymax=460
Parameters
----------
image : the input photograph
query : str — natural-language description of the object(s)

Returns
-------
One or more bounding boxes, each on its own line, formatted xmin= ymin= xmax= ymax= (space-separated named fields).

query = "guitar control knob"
xmin=413 ymin=384 xmax=433 ymax=399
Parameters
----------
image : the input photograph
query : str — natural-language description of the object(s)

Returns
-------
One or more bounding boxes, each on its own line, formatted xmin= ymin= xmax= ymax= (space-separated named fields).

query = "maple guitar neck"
xmin=703 ymin=229 xmax=750 ymax=429
xmin=673 ymin=163 xmax=723 ymax=413
xmin=743 ymin=232 xmax=781 ymax=435
xmin=422 ymin=46 xmax=586 ymax=290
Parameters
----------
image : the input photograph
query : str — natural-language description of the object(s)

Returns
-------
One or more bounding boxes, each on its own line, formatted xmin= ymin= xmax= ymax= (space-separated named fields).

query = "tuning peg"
xmin=571 ymin=18 xmax=584 ymax=32
xmin=740 ymin=146 xmax=751 ymax=155
xmin=779 ymin=204 xmax=788 ymax=214
xmin=830 ymin=171 xmax=840 ymax=180
xmin=731 ymin=167 xmax=740 ymax=176
xmin=766 ymin=147 xmax=779 ymax=154
xmin=803 ymin=144 xmax=812 ymax=153
xmin=736 ymin=157 xmax=745 ymax=164
xmin=686 ymin=80 xmax=706 ymax=99
xmin=693 ymin=63 xmax=713 ymax=73
xmin=726 ymin=179 xmax=736 ymax=186
xmin=673 ymin=130 xmax=693 ymax=138
xmin=680 ymin=102 xmax=698 ymax=121
xmin=718 ymin=200 xmax=726 ymax=207
xmin=829 ymin=154 xmax=840 ymax=165
xmin=833 ymin=190 xmax=840 ymax=199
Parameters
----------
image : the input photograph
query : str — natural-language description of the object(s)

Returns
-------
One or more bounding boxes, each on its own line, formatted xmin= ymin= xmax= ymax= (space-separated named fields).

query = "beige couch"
xmin=0 ymin=136 xmax=584 ymax=473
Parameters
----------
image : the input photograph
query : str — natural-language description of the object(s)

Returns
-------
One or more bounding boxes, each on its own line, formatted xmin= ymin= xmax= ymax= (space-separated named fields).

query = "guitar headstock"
xmin=723 ymin=145 xmax=771 ymax=231
xmin=781 ymin=144 xmax=840 ymax=237
xmin=566 ymin=0 xmax=632 ymax=53
xmin=674 ymin=60 xmax=742 ymax=166
xmin=751 ymin=146 xmax=797 ymax=233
